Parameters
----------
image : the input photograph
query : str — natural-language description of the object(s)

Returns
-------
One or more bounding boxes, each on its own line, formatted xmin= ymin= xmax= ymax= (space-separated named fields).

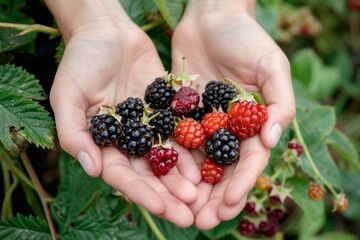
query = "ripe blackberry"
xmin=115 ymin=97 xmax=144 ymax=123
xmin=149 ymin=109 xmax=175 ymax=140
xmin=89 ymin=107 xmax=122 ymax=147
xmin=145 ymin=77 xmax=176 ymax=109
xmin=205 ymin=128 xmax=240 ymax=166
xmin=191 ymin=107 xmax=208 ymax=122
xmin=118 ymin=119 xmax=154 ymax=156
xmin=202 ymin=80 xmax=236 ymax=112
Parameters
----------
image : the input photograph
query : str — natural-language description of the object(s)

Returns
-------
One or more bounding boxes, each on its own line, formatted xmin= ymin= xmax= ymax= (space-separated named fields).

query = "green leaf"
xmin=327 ymin=129 xmax=360 ymax=171
xmin=287 ymin=177 xmax=325 ymax=219
xmin=340 ymin=171 xmax=360 ymax=220
xmin=296 ymin=106 xmax=335 ymax=144
xmin=148 ymin=29 xmax=172 ymax=71
xmin=307 ymin=232 xmax=358 ymax=240
xmin=51 ymin=152 xmax=103 ymax=234
xmin=61 ymin=217 xmax=148 ymax=240
xmin=152 ymin=0 xmax=184 ymax=29
xmin=202 ymin=215 xmax=242 ymax=240
xmin=0 ymin=91 xmax=54 ymax=154
xmin=0 ymin=0 xmax=37 ymax=52
xmin=54 ymin=40 xmax=65 ymax=65
xmin=291 ymin=48 xmax=340 ymax=100
xmin=0 ymin=64 xmax=47 ymax=100
xmin=132 ymin=205 xmax=199 ymax=240
xmin=119 ymin=0 xmax=156 ymax=26
xmin=0 ymin=214 xmax=51 ymax=240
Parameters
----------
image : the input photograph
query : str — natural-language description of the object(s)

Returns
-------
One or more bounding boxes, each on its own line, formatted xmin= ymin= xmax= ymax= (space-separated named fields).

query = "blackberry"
xmin=191 ymin=107 xmax=209 ymax=122
xmin=149 ymin=109 xmax=175 ymax=140
xmin=118 ymin=119 xmax=154 ymax=156
xmin=89 ymin=112 xmax=122 ymax=147
xmin=145 ymin=77 xmax=176 ymax=109
xmin=115 ymin=97 xmax=144 ymax=123
xmin=202 ymin=80 xmax=236 ymax=112
xmin=205 ymin=128 xmax=240 ymax=166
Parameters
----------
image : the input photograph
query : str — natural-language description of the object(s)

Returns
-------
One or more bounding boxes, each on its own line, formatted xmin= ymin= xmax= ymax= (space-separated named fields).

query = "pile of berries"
xmin=89 ymin=73 xmax=268 ymax=180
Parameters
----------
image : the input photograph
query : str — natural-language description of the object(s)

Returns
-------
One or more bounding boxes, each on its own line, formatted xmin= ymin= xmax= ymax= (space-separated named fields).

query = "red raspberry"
xmin=238 ymin=219 xmax=256 ymax=236
xmin=174 ymin=117 xmax=205 ymax=149
xmin=244 ymin=202 xmax=259 ymax=216
xmin=147 ymin=145 xmax=178 ymax=176
xmin=200 ymin=158 xmax=224 ymax=184
xmin=308 ymin=183 xmax=325 ymax=201
xmin=288 ymin=140 xmax=304 ymax=156
xmin=170 ymin=87 xmax=200 ymax=117
xmin=227 ymin=101 xmax=268 ymax=140
xmin=201 ymin=111 xmax=228 ymax=138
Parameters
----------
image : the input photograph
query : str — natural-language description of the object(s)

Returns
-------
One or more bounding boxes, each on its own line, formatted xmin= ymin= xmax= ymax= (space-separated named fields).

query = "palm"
xmin=171 ymin=11 xmax=288 ymax=229
xmin=50 ymin=25 xmax=199 ymax=227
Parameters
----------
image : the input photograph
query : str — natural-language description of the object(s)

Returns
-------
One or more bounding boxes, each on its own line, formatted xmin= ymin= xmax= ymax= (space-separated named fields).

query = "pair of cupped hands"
xmin=49 ymin=5 xmax=295 ymax=230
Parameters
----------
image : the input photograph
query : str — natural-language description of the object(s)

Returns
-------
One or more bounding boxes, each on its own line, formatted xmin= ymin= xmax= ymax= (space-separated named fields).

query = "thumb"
xmin=257 ymin=52 xmax=296 ymax=148
xmin=50 ymin=83 xmax=102 ymax=177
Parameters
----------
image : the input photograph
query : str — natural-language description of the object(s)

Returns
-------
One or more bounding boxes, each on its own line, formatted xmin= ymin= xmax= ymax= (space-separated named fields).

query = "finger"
xmin=158 ymin=168 xmax=198 ymax=204
xmin=193 ymin=166 xmax=235 ymax=230
xmin=224 ymin=135 xmax=270 ymax=206
xmin=188 ymin=182 xmax=213 ymax=216
xmin=101 ymin=148 xmax=166 ymax=215
xmin=129 ymin=153 xmax=195 ymax=227
xmin=217 ymin=196 xmax=247 ymax=221
xmin=50 ymin=85 xmax=102 ymax=177
xmin=172 ymin=141 xmax=202 ymax=185
xmin=256 ymin=50 xmax=296 ymax=148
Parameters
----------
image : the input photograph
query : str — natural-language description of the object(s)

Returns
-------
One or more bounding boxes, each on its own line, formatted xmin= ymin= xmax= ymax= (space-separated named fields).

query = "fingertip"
xmin=77 ymin=150 xmax=102 ymax=177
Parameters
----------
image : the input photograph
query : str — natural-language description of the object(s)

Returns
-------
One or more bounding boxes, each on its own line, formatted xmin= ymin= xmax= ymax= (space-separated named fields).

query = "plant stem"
xmin=292 ymin=118 xmax=339 ymax=198
xmin=1 ymin=153 xmax=36 ymax=190
xmin=229 ymin=229 xmax=249 ymax=240
xmin=137 ymin=205 xmax=167 ymax=240
xmin=141 ymin=19 xmax=165 ymax=32
xmin=0 ymin=22 xmax=60 ymax=37
xmin=20 ymin=153 xmax=57 ymax=240
xmin=1 ymin=174 xmax=18 ymax=218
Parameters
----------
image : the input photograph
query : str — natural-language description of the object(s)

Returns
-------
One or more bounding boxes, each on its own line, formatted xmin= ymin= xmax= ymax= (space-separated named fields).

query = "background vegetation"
xmin=0 ymin=0 xmax=359 ymax=239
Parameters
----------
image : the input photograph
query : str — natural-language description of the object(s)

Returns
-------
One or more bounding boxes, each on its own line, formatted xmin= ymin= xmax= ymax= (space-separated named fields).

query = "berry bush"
xmin=1 ymin=0 xmax=360 ymax=239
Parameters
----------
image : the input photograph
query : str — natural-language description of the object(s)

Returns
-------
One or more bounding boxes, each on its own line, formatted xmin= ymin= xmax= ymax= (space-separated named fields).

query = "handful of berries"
xmin=89 ymin=71 xmax=268 ymax=181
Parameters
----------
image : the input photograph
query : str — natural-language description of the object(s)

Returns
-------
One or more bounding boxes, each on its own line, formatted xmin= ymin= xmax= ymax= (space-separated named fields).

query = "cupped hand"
xmin=50 ymin=16 xmax=199 ymax=227
xmin=171 ymin=1 xmax=296 ymax=229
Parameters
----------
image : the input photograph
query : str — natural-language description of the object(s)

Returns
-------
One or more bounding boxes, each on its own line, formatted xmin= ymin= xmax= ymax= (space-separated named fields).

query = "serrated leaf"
xmin=0 ymin=91 xmax=54 ymax=154
xmin=0 ymin=0 xmax=37 ymax=52
xmin=152 ymin=0 xmax=184 ymax=29
xmin=287 ymin=177 xmax=325 ymax=219
xmin=54 ymin=40 xmax=65 ymax=65
xmin=61 ymin=216 xmax=148 ymax=240
xmin=327 ymin=129 xmax=360 ymax=171
xmin=0 ymin=64 xmax=47 ymax=100
xmin=0 ymin=214 xmax=51 ymax=240
xmin=51 ymin=152 xmax=103 ymax=234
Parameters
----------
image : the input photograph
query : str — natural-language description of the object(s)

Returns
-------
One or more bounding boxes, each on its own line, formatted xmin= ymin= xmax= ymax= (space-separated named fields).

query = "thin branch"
xmin=20 ymin=153 xmax=57 ymax=240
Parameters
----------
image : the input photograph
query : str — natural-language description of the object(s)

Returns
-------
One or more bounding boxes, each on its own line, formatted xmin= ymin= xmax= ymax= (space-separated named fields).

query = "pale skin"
xmin=45 ymin=0 xmax=295 ymax=230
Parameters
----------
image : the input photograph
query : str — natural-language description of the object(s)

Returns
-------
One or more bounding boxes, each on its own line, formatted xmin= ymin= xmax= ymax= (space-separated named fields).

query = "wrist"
xmin=184 ymin=0 xmax=256 ymax=17
xmin=44 ymin=0 xmax=133 ymax=42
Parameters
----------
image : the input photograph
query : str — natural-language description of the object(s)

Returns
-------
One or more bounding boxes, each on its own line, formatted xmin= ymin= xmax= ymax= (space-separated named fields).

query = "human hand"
xmin=171 ymin=0 xmax=296 ymax=229
xmin=46 ymin=0 xmax=199 ymax=227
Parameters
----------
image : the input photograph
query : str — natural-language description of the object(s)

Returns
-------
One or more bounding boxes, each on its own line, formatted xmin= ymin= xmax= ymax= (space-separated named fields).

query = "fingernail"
xmin=77 ymin=151 xmax=94 ymax=176
xmin=269 ymin=123 xmax=282 ymax=148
